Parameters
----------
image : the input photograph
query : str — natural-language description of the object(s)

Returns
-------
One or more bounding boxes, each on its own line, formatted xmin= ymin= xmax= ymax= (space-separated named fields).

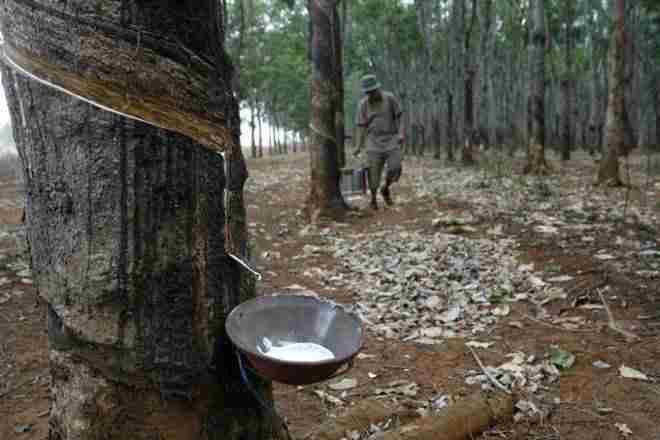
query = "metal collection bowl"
xmin=226 ymin=295 xmax=363 ymax=385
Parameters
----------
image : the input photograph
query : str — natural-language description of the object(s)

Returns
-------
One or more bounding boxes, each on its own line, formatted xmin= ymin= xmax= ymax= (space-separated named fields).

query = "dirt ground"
xmin=1 ymin=152 xmax=660 ymax=439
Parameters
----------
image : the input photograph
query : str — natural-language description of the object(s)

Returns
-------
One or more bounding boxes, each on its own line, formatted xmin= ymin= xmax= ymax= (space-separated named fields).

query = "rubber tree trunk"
xmin=0 ymin=1 xmax=272 ymax=438
xmin=560 ymin=0 xmax=576 ymax=161
xmin=477 ymin=0 xmax=494 ymax=149
xmin=251 ymin=103 xmax=258 ymax=159
xmin=335 ymin=4 xmax=346 ymax=171
xmin=258 ymin=105 xmax=264 ymax=158
xmin=656 ymin=82 xmax=660 ymax=147
xmin=1 ymin=0 xmax=237 ymax=153
xmin=307 ymin=0 xmax=346 ymax=222
xmin=462 ymin=0 xmax=477 ymax=166
xmin=451 ymin=0 xmax=466 ymax=161
xmin=1 ymin=68 xmax=272 ymax=440
xmin=524 ymin=0 xmax=551 ymax=175
xmin=587 ymin=51 xmax=602 ymax=155
xmin=447 ymin=90 xmax=456 ymax=162
xmin=598 ymin=0 xmax=627 ymax=185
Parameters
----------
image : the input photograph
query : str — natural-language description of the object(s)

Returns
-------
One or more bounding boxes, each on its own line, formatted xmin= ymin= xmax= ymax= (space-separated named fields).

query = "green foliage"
xmin=348 ymin=0 xmax=422 ymax=75
xmin=226 ymin=0 xmax=310 ymax=134
xmin=640 ymin=0 xmax=660 ymax=64
xmin=225 ymin=0 xmax=660 ymax=148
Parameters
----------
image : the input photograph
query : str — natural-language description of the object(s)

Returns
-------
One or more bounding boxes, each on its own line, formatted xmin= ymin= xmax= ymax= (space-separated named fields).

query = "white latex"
xmin=260 ymin=339 xmax=335 ymax=363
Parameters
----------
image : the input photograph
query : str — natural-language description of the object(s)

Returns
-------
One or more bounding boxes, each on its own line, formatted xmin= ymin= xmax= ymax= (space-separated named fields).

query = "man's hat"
xmin=360 ymin=74 xmax=381 ymax=94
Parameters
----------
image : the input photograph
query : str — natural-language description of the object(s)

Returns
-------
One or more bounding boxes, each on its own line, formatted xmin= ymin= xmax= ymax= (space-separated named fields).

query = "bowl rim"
xmin=225 ymin=294 xmax=363 ymax=367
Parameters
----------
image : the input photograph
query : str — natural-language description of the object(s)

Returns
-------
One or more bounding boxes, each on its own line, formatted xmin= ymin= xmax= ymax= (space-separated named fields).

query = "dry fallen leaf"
xmin=492 ymin=305 xmax=511 ymax=317
xmin=313 ymin=390 xmax=344 ymax=406
xmin=615 ymin=423 xmax=633 ymax=437
xmin=619 ymin=365 xmax=649 ymax=381
xmin=465 ymin=341 xmax=494 ymax=349
xmin=328 ymin=378 xmax=358 ymax=391
xmin=593 ymin=360 xmax=612 ymax=369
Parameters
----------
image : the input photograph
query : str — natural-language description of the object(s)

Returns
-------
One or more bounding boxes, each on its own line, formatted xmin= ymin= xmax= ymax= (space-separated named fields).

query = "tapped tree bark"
xmin=598 ymin=0 xmax=628 ymax=185
xmin=462 ymin=0 xmax=478 ymax=166
xmin=560 ymin=0 xmax=576 ymax=161
xmin=0 ymin=1 xmax=272 ymax=439
xmin=307 ymin=0 xmax=346 ymax=222
xmin=1 ymin=0 xmax=237 ymax=152
xmin=450 ymin=0 xmax=465 ymax=163
xmin=524 ymin=0 xmax=552 ymax=175
xmin=447 ymin=90 xmax=456 ymax=162
xmin=258 ymin=103 xmax=264 ymax=158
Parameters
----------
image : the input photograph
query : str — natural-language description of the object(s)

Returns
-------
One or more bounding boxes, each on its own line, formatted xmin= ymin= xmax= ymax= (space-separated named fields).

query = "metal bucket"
xmin=226 ymin=295 xmax=363 ymax=385
xmin=340 ymin=167 xmax=369 ymax=195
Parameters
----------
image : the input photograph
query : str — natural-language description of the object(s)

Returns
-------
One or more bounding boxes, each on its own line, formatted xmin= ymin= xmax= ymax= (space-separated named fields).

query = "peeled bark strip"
xmin=2 ymin=0 xmax=236 ymax=152
xmin=381 ymin=393 xmax=513 ymax=440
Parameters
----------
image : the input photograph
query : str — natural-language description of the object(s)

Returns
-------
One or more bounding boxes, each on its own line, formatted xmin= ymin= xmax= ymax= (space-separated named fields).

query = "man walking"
xmin=354 ymin=74 xmax=405 ymax=210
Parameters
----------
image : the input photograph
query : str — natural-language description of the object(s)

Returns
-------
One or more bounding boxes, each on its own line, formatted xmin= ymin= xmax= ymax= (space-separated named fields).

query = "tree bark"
xmin=587 ymin=49 xmax=602 ymax=155
xmin=447 ymin=90 xmax=455 ymax=162
xmin=477 ymin=0 xmax=494 ymax=149
xmin=2 ymin=0 xmax=237 ymax=152
xmin=335 ymin=1 xmax=346 ymax=170
xmin=624 ymin=4 xmax=640 ymax=152
xmin=307 ymin=0 xmax=345 ymax=222
xmin=656 ymin=82 xmax=660 ymax=147
xmin=451 ymin=0 xmax=466 ymax=162
xmin=598 ymin=0 xmax=628 ymax=185
xmin=462 ymin=0 xmax=477 ymax=166
xmin=251 ymin=103 xmax=258 ymax=159
xmin=1 ymin=1 xmax=272 ymax=439
xmin=560 ymin=0 xmax=576 ymax=161
xmin=524 ymin=0 xmax=551 ymax=175
xmin=1 ymin=68 xmax=272 ymax=440
xmin=258 ymin=104 xmax=264 ymax=158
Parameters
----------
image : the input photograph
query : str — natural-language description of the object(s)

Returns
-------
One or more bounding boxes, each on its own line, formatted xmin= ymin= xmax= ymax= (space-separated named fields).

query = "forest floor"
xmin=1 ymin=150 xmax=660 ymax=439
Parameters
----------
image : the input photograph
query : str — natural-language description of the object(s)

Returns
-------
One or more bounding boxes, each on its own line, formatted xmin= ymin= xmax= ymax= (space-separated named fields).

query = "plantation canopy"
xmin=1 ymin=0 xmax=237 ymax=152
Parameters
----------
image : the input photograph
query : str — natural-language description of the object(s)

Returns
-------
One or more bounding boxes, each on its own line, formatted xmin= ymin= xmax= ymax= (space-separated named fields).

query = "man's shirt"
xmin=356 ymin=91 xmax=403 ymax=152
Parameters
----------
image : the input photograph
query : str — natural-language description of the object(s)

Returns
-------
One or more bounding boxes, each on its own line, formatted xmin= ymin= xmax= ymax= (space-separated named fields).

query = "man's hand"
xmin=353 ymin=148 xmax=362 ymax=157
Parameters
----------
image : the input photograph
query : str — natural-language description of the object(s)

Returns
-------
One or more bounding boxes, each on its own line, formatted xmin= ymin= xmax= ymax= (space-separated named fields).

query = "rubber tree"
xmin=307 ymin=0 xmax=346 ymax=221
xmin=560 ymin=0 xmax=576 ymax=161
xmin=450 ymin=0 xmax=466 ymax=163
xmin=460 ymin=0 xmax=478 ymax=166
xmin=1 ymin=0 xmax=271 ymax=438
xmin=524 ymin=0 xmax=552 ymax=175
xmin=597 ymin=0 xmax=628 ymax=185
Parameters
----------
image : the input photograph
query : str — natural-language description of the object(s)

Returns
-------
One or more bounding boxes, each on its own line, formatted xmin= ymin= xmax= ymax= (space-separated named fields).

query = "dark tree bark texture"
xmin=524 ymin=0 xmax=552 ymax=175
xmin=560 ymin=0 xmax=576 ymax=161
xmin=447 ymin=90 xmax=455 ymax=162
xmin=598 ymin=0 xmax=628 ymax=185
xmin=307 ymin=0 xmax=345 ymax=222
xmin=461 ymin=0 xmax=477 ymax=166
xmin=1 ymin=1 xmax=272 ymax=439
xmin=1 ymin=0 xmax=237 ymax=152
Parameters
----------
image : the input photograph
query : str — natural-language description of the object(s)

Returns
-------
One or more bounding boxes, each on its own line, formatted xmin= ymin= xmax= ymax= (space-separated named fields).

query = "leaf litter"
xmin=322 ymin=230 xmax=563 ymax=343
xmin=257 ymin=158 xmax=660 ymax=434
xmin=290 ymin=225 xmax=567 ymax=422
